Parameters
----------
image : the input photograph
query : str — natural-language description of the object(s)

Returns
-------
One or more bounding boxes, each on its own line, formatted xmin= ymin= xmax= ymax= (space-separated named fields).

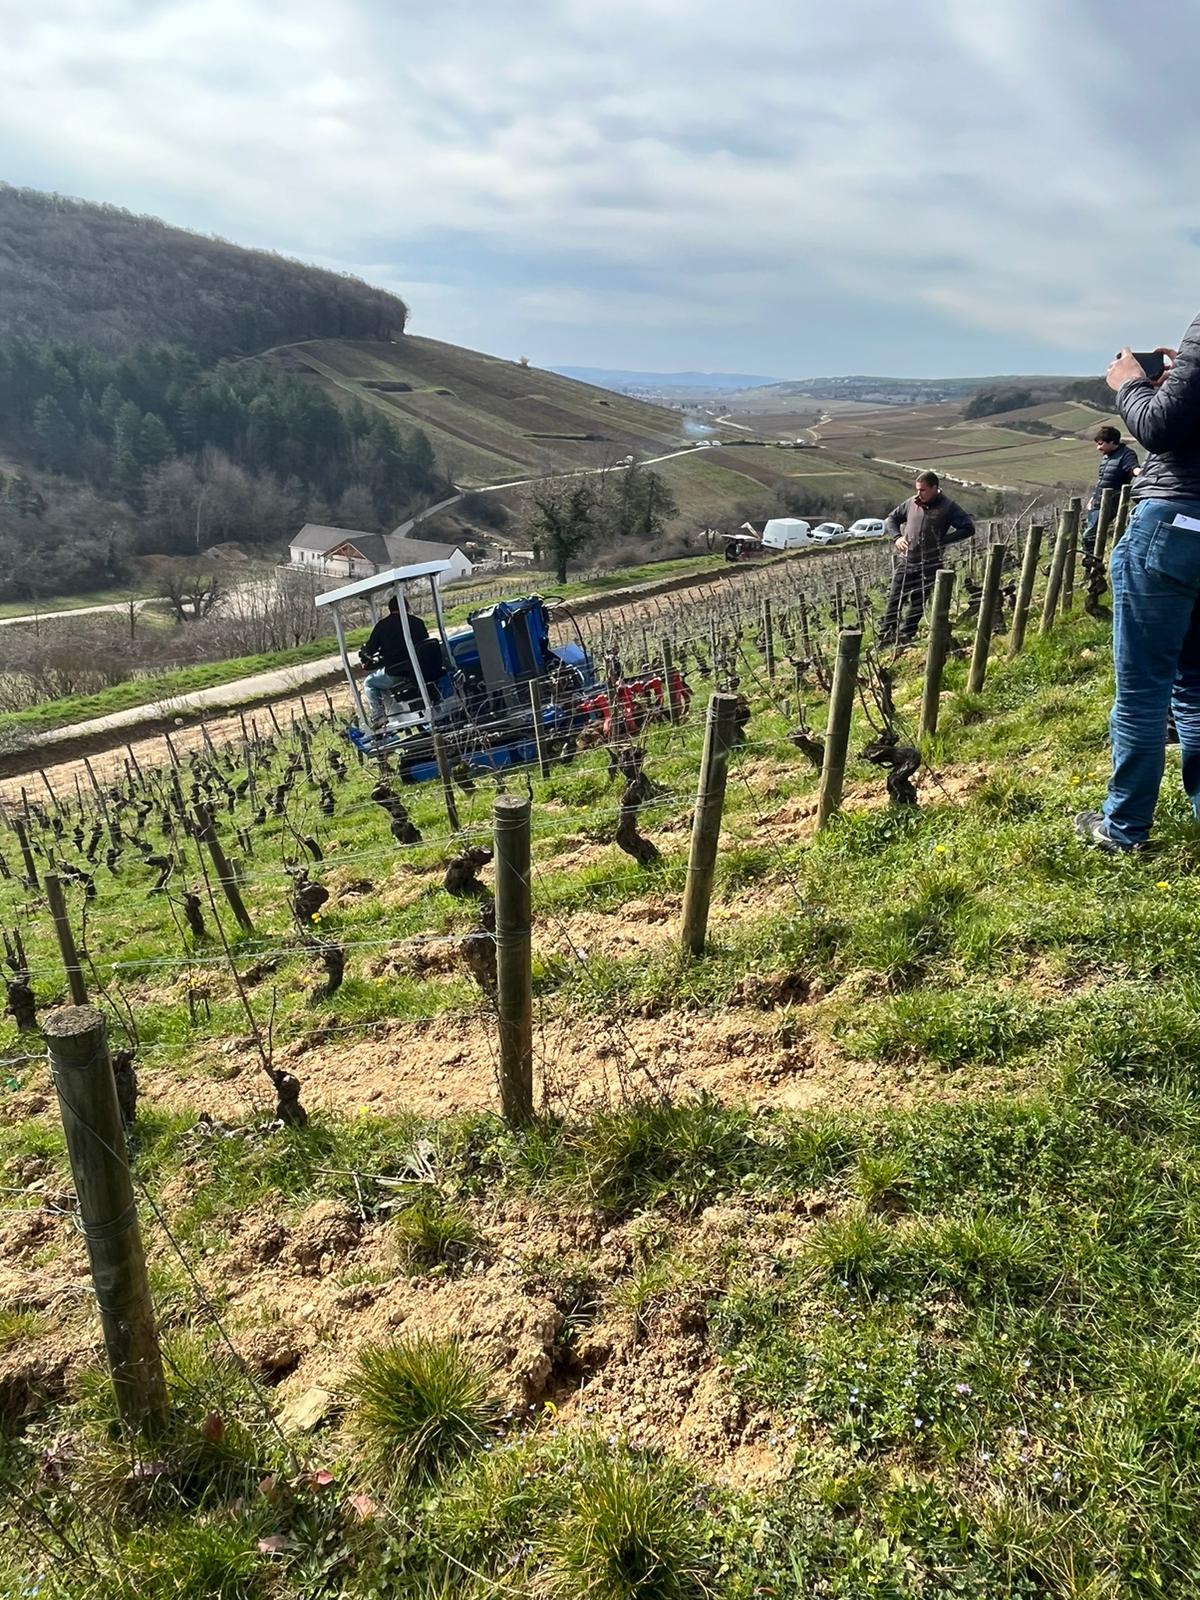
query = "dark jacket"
xmin=883 ymin=491 xmax=975 ymax=562
xmin=1119 ymin=312 xmax=1200 ymax=501
xmin=363 ymin=610 xmax=428 ymax=674
xmin=1093 ymin=442 xmax=1138 ymax=502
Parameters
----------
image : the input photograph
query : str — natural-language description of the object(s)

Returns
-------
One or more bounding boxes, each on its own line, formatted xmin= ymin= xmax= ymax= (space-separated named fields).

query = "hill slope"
xmin=268 ymin=337 xmax=691 ymax=485
xmin=0 ymin=184 xmax=408 ymax=360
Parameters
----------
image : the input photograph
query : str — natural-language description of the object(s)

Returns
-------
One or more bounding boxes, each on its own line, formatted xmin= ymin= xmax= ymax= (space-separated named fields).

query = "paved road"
xmin=0 ymin=596 xmax=165 ymax=630
xmin=471 ymin=442 xmax=712 ymax=494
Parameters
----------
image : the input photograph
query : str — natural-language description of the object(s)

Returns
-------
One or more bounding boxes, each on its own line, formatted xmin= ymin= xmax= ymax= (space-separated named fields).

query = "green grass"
xmin=540 ymin=1447 xmax=710 ymax=1600
xmin=0 ymin=581 xmax=163 ymax=621
xmin=0 ymin=634 xmax=349 ymax=737
xmin=14 ymin=554 xmax=1200 ymax=1595
xmin=346 ymin=1335 xmax=502 ymax=1486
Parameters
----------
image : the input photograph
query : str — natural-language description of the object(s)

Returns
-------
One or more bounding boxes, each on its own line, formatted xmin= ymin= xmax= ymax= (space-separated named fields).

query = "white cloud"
xmin=4 ymin=0 xmax=1200 ymax=366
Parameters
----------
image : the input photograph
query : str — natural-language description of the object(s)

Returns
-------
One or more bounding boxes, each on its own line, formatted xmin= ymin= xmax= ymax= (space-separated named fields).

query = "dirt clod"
xmin=287 ymin=1201 xmax=362 ymax=1276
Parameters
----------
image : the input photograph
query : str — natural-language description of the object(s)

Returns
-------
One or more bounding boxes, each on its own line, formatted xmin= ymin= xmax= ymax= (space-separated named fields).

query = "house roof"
xmin=290 ymin=523 xmax=374 ymax=554
xmin=382 ymin=532 xmax=466 ymax=565
xmin=290 ymin=524 xmax=466 ymax=567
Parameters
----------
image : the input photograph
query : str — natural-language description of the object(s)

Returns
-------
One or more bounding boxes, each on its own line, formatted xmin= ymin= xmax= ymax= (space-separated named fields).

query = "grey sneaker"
xmin=1074 ymin=810 xmax=1129 ymax=854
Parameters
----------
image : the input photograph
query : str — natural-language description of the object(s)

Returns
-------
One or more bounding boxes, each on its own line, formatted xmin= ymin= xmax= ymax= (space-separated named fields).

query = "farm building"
xmin=287 ymin=524 xmax=473 ymax=585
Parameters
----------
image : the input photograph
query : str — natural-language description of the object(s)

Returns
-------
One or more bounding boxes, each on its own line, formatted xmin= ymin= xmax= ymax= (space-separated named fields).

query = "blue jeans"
xmin=1103 ymin=498 xmax=1200 ymax=845
xmin=365 ymin=668 xmax=407 ymax=724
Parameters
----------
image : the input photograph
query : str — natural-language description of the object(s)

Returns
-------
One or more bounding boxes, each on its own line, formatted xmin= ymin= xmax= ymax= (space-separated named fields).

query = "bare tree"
xmin=161 ymin=561 xmax=223 ymax=623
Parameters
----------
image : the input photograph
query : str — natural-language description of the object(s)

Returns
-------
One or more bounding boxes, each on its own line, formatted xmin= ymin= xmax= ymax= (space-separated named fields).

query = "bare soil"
xmin=0 ymin=1160 xmax=819 ymax=1486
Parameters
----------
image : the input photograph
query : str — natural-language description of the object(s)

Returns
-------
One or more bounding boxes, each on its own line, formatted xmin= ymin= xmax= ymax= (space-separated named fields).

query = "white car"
xmin=848 ymin=518 xmax=887 ymax=539
xmin=810 ymin=522 xmax=846 ymax=544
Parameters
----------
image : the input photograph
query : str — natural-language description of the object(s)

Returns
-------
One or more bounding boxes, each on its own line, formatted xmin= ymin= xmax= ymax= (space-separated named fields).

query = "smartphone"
xmin=1129 ymin=350 xmax=1167 ymax=382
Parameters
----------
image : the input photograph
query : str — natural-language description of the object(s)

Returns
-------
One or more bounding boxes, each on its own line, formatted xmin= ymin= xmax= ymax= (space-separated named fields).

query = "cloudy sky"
xmin=4 ymin=0 xmax=1199 ymax=378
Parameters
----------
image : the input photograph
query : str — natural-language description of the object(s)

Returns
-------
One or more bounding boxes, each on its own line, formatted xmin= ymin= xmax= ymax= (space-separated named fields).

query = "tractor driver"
xmin=360 ymin=596 xmax=430 ymax=727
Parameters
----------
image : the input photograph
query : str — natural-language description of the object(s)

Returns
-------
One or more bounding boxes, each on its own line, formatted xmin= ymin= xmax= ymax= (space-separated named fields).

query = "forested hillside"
xmin=0 ymin=337 xmax=443 ymax=600
xmin=0 ymin=186 xmax=408 ymax=359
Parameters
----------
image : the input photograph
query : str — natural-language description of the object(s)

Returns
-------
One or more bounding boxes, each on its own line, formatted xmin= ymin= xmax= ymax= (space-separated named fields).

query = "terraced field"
xmin=272 ymin=338 xmax=686 ymax=485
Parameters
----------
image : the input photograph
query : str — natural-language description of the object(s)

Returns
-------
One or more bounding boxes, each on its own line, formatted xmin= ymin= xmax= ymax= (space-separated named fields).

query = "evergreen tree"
xmin=137 ymin=411 xmax=174 ymax=470
xmin=32 ymin=394 xmax=77 ymax=472
xmin=528 ymin=477 xmax=598 ymax=583
xmin=99 ymin=382 xmax=124 ymax=434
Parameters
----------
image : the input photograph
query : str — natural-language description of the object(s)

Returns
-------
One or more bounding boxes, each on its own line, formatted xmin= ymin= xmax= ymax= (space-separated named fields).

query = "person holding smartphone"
xmin=1075 ymin=327 xmax=1200 ymax=851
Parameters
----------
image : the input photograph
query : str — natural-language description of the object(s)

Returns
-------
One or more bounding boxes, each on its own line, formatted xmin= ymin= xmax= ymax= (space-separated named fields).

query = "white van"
xmin=848 ymin=518 xmax=887 ymax=539
xmin=761 ymin=517 xmax=815 ymax=550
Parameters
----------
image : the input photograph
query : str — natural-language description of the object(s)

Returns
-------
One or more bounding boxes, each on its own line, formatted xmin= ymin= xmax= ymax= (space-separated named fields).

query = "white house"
xmin=288 ymin=524 xmax=473 ymax=586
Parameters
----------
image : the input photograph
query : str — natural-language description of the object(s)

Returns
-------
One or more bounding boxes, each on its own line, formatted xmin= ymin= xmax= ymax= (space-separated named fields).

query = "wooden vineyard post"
xmin=852 ymin=570 xmax=867 ymax=626
xmin=761 ymin=598 xmax=776 ymax=679
xmin=661 ymin=638 xmax=679 ymax=725
xmin=528 ymin=679 xmax=551 ymax=780
xmin=798 ymin=592 xmax=812 ymax=658
xmin=44 ymin=1006 xmax=168 ymax=1432
xmin=37 ymin=766 xmax=59 ymax=813
xmin=680 ymin=693 xmax=739 ymax=956
xmin=242 ymin=729 xmax=256 ymax=812
xmin=1113 ymin=482 xmax=1133 ymax=548
xmin=1059 ymin=497 xmax=1082 ymax=614
xmin=1040 ymin=514 xmax=1073 ymax=637
xmin=967 ymin=543 xmax=1006 ymax=695
xmin=919 ymin=570 xmax=956 ymax=740
xmin=834 ymin=581 xmax=846 ymax=631
xmin=45 ymin=873 xmax=88 ymax=1005
xmin=1008 ymin=524 xmax=1045 ymax=658
xmin=816 ymin=629 xmax=862 ymax=829
xmin=195 ymin=804 xmax=255 ymax=933
xmin=1092 ymin=487 xmax=1118 ymax=570
xmin=431 ymin=732 xmax=461 ymax=833
xmin=493 ymin=794 xmax=533 ymax=1127
xmin=13 ymin=817 xmax=38 ymax=889
xmin=83 ymin=756 xmax=118 ymax=848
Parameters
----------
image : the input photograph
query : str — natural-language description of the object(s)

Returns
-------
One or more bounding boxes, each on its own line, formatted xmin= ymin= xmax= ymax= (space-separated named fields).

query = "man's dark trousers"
xmin=880 ymin=558 xmax=939 ymax=644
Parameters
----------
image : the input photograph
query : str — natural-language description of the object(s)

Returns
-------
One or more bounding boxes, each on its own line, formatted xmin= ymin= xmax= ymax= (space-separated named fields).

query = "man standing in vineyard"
xmin=1083 ymin=425 xmax=1138 ymax=562
xmin=1077 ymin=332 xmax=1200 ymax=851
xmin=878 ymin=472 xmax=976 ymax=647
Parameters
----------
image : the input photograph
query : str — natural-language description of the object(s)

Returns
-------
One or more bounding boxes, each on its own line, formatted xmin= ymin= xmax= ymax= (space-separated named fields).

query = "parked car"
xmin=848 ymin=518 xmax=887 ymax=539
xmin=761 ymin=517 xmax=814 ymax=550
xmin=810 ymin=522 xmax=846 ymax=544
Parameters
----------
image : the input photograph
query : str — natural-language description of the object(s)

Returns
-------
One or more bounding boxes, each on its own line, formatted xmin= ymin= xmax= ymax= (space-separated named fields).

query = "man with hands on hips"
xmin=1074 ymin=327 xmax=1200 ymax=851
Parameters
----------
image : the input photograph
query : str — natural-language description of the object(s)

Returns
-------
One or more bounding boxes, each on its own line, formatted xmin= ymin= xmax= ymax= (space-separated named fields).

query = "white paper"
xmin=1172 ymin=514 xmax=1200 ymax=532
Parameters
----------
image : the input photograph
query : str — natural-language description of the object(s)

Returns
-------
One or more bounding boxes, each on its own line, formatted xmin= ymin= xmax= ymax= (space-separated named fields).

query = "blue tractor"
xmin=315 ymin=559 xmax=596 ymax=783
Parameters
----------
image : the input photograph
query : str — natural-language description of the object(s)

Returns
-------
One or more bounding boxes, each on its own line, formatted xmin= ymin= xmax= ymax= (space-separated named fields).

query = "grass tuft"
xmin=392 ymin=1191 xmax=485 ymax=1271
xmin=541 ymin=1446 xmax=710 ymax=1600
xmin=806 ymin=1210 xmax=896 ymax=1286
xmin=346 ymin=1335 xmax=501 ymax=1487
